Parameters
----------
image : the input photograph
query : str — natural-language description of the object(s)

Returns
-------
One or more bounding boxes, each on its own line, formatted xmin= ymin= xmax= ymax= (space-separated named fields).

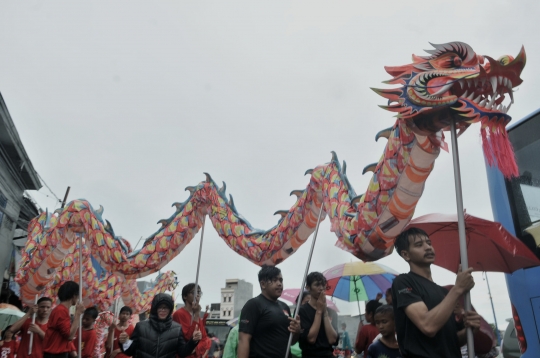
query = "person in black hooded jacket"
xmin=119 ymin=293 xmax=201 ymax=358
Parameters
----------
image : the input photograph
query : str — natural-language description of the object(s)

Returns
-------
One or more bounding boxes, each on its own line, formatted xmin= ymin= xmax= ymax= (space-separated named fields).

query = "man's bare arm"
xmin=404 ymin=267 xmax=475 ymax=338
xmin=322 ymin=313 xmax=338 ymax=344
xmin=306 ymin=311 xmax=322 ymax=344
xmin=404 ymin=288 xmax=461 ymax=338
xmin=8 ymin=309 xmax=33 ymax=334
xmin=237 ymin=332 xmax=252 ymax=358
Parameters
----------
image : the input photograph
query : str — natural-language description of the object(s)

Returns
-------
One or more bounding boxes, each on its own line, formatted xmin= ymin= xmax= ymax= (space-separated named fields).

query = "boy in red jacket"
xmin=172 ymin=283 xmax=211 ymax=357
xmin=73 ymin=307 xmax=98 ymax=358
xmin=355 ymin=300 xmax=382 ymax=356
xmin=9 ymin=297 xmax=52 ymax=358
xmin=0 ymin=325 xmax=19 ymax=358
xmin=43 ymin=281 xmax=85 ymax=358
xmin=106 ymin=306 xmax=134 ymax=358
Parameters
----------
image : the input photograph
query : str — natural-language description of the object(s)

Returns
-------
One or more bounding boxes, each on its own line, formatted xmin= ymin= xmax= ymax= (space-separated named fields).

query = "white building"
xmin=220 ymin=278 xmax=253 ymax=319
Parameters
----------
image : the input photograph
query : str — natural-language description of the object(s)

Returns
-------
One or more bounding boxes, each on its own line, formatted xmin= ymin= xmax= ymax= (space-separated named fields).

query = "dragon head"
xmin=373 ymin=41 xmax=526 ymax=178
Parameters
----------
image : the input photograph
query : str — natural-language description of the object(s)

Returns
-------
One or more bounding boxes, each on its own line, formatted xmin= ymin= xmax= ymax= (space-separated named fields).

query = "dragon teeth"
xmin=490 ymin=77 xmax=498 ymax=94
xmin=473 ymin=95 xmax=482 ymax=103
xmin=479 ymin=98 xmax=487 ymax=107
xmin=467 ymin=92 xmax=475 ymax=100
xmin=462 ymin=90 xmax=468 ymax=98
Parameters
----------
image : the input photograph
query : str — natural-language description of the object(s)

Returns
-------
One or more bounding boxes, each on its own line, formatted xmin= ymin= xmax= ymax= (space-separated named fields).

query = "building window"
xmin=228 ymin=296 xmax=231 ymax=302
xmin=223 ymin=310 xmax=226 ymax=316
xmin=223 ymin=296 xmax=226 ymax=303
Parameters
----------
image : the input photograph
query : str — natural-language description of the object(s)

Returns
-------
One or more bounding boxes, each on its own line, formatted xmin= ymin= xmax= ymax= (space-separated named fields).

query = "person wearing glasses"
xmin=119 ymin=293 xmax=201 ymax=358
xmin=173 ymin=284 xmax=212 ymax=357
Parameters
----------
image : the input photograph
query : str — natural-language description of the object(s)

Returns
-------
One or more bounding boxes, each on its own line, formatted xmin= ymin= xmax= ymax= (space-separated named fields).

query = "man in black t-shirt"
xmin=298 ymin=272 xmax=338 ymax=358
xmin=238 ymin=265 xmax=301 ymax=358
xmin=391 ymin=227 xmax=481 ymax=358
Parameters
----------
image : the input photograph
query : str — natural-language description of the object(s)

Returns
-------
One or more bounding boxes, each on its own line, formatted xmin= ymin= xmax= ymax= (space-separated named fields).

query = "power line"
xmin=36 ymin=173 xmax=62 ymax=204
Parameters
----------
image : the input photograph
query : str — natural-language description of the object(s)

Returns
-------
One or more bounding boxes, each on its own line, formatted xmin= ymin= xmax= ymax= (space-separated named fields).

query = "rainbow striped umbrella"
xmin=323 ymin=262 xmax=398 ymax=306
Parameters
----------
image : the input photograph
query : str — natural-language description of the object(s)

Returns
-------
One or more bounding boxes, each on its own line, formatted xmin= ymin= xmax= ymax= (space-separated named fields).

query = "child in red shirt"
xmin=72 ymin=307 xmax=98 ymax=358
xmin=172 ymin=283 xmax=211 ymax=358
xmin=43 ymin=281 xmax=85 ymax=358
xmin=0 ymin=325 xmax=19 ymax=358
xmin=355 ymin=300 xmax=383 ymax=356
xmin=9 ymin=297 xmax=52 ymax=358
xmin=106 ymin=306 xmax=134 ymax=358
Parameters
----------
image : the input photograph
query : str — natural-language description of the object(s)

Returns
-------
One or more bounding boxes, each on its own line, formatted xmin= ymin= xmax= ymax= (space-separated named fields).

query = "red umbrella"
xmin=408 ymin=212 xmax=540 ymax=273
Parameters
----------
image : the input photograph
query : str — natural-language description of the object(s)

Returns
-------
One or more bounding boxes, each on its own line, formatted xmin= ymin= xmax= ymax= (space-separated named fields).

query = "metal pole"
xmin=28 ymin=294 xmax=38 ymax=355
xmin=78 ymin=235 xmax=83 ymax=358
xmin=450 ymin=120 xmax=475 ymax=357
xmin=192 ymin=214 xmax=206 ymax=323
xmin=484 ymin=272 xmax=501 ymax=345
xmin=284 ymin=203 xmax=325 ymax=358
xmin=353 ymin=276 xmax=362 ymax=317
xmin=109 ymin=298 xmax=120 ymax=356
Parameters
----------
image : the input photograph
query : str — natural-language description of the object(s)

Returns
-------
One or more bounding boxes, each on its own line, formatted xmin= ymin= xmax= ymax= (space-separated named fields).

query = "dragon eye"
xmin=429 ymin=53 xmax=463 ymax=69
xmin=498 ymin=55 xmax=515 ymax=66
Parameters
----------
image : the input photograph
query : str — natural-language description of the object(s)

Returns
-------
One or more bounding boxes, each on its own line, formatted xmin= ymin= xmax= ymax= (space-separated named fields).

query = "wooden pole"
xmin=60 ymin=186 xmax=71 ymax=209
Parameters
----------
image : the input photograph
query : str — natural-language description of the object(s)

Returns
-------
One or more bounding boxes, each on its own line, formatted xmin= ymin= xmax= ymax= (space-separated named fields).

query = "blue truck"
xmin=485 ymin=108 xmax=540 ymax=356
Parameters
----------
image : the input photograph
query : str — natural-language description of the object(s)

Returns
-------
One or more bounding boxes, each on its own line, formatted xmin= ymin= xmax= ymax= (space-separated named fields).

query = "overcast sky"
xmin=2 ymin=1 xmax=539 ymax=330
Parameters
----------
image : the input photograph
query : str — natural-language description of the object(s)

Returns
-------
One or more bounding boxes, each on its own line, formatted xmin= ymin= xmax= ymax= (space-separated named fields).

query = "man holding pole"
xmin=238 ymin=265 xmax=301 ymax=358
xmin=8 ymin=297 xmax=52 ymax=358
xmin=391 ymin=227 xmax=481 ymax=358
xmin=43 ymin=281 xmax=85 ymax=358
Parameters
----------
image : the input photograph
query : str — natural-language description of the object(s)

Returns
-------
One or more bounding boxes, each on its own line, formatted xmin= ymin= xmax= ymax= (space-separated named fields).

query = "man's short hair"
xmin=58 ymin=281 xmax=80 ymax=302
xmin=394 ymin=227 xmax=430 ymax=257
xmin=375 ymin=304 xmax=394 ymax=318
xmin=365 ymin=300 xmax=383 ymax=315
xmin=306 ymin=272 xmax=327 ymax=288
xmin=37 ymin=297 xmax=52 ymax=305
xmin=341 ymin=323 xmax=347 ymax=328
xmin=84 ymin=306 xmax=99 ymax=320
xmin=181 ymin=283 xmax=201 ymax=303
xmin=258 ymin=265 xmax=281 ymax=283
xmin=120 ymin=306 xmax=133 ymax=315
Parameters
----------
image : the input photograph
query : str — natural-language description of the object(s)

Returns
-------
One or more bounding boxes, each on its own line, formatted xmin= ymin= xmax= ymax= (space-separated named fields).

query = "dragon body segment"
xmin=18 ymin=210 xmax=176 ymax=312
xmin=16 ymin=42 xmax=525 ymax=307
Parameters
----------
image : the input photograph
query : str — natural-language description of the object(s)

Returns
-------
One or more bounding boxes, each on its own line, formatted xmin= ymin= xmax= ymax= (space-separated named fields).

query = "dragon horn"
xmin=362 ymin=163 xmax=378 ymax=175
xmin=304 ymin=169 xmax=314 ymax=175
xmin=273 ymin=210 xmax=289 ymax=218
xmin=290 ymin=190 xmax=305 ymax=198
xmin=375 ymin=126 xmax=393 ymax=141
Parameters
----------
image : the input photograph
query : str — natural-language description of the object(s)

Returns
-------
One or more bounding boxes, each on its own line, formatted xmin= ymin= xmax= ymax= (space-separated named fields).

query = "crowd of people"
xmin=0 ymin=227 xmax=500 ymax=358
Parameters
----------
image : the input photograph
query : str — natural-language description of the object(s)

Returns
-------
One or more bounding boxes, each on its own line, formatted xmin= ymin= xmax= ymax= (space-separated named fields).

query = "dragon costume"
xmin=16 ymin=42 xmax=526 ymax=307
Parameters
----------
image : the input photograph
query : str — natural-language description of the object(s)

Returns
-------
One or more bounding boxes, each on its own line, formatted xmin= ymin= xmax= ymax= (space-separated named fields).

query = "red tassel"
xmin=479 ymin=118 xmax=519 ymax=178
xmin=480 ymin=119 xmax=495 ymax=167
